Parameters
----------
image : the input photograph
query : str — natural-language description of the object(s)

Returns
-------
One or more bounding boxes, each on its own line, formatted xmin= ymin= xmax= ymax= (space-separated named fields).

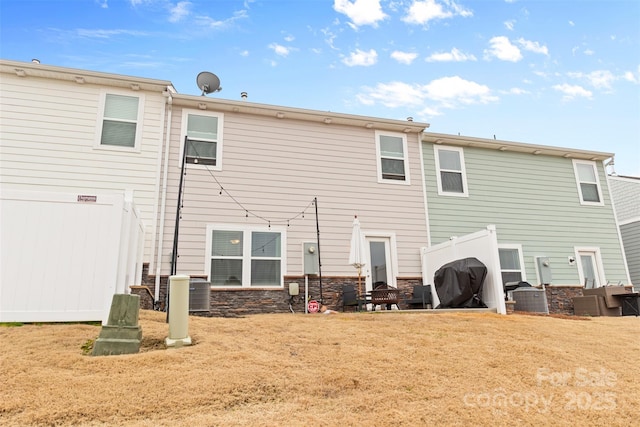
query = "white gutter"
xmin=154 ymin=89 xmax=173 ymax=303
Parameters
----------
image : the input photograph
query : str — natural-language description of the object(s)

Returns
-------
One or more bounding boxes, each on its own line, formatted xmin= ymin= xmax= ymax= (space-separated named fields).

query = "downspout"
xmin=417 ymin=129 xmax=431 ymax=248
xmin=154 ymin=89 xmax=173 ymax=305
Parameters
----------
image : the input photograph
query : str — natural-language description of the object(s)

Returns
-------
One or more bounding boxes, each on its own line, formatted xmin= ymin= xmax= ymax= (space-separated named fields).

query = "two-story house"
xmin=608 ymin=175 xmax=640 ymax=288
xmin=0 ymin=59 xmax=174 ymax=321
xmin=421 ymin=133 xmax=631 ymax=313
xmin=150 ymin=93 xmax=430 ymax=315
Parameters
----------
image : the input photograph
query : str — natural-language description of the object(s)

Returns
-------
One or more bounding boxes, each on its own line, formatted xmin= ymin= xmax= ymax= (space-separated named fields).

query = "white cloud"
xmin=423 ymin=76 xmax=497 ymax=106
xmin=569 ymin=20 xmax=575 ymax=26
xmin=516 ymin=38 xmax=548 ymax=55
xmin=623 ymin=67 xmax=639 ymax=84
xmin=269 ymin=43 xmax=292 ymax=57
xmin=97 ymin=0 xmax=108 ymax=8
xmin=402 ymin=0 xmax=472 ymax=25
xmin=553 ymin=83 xmax=592 ymax=100
xmin=426 ymin=47 xmax=476 ymax=62
xmin=76 ymin=28 xmax=148 ymax=39
xmin=342 ymin=48 xmax=378 ymax=66
xmin=355 ymin=76 xmax=498 ymax=113
xmin=240 ymin=50 xmax=249 ymax=57
xmin=333 ymin=0 xmax=387 ymax=27
xmin=391 ymin=51 xmax=418 ymax=64
xmin=503 ymin=87 xmax=530 ymax=95
xmin=195 ymin=9 xmax=248 ymax=29
xmin=169 ymin=1 xmax=191 ymax=23
xmin=356 ymin=81 xmax=424 ymax=108
xmin=484 ymin=36 xmax=522 ymax=62
xmin=504 ymin=20 xmax=515 ymax=31
xmin=568 ymin=70 xmax=616 ymax=90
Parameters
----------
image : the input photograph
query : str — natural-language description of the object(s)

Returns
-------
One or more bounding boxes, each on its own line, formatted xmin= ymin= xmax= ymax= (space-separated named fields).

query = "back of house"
xmin=421 ymin=132 xmax=630 ymax=312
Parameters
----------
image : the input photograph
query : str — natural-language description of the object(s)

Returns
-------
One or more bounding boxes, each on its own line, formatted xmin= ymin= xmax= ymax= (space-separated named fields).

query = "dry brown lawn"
xmin=1 ymin=309 xmax=638 ymax=426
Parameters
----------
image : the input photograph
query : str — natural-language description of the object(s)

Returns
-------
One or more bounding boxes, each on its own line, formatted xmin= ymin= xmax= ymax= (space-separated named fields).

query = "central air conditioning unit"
xmin=188 ymin=279 xmax=211 ymax=312
xmin=512 ymin=288 xmax=549 ymax=314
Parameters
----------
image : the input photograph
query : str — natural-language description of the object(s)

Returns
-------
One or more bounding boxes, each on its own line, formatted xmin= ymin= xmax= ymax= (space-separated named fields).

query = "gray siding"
xmin=423 ymin=143 xmax=628 ymax=285
xmin=620 ymin=221 xmax=640 ymax=287
xmin=608 ymin=176 xmax=640 ymax=222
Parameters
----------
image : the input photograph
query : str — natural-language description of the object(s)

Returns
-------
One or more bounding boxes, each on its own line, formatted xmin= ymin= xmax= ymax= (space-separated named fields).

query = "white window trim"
xmin=94 ymin=89 xmax=145 ymax=152
xmin=434 ymin=145 xmax=469 ymax=197
xmin=498 ymin=244 xmax=527 ymax=283
xmin=574 ymin=246 xmax=606 ymax=288
xmin=572 ymin=159 xmax=604 ymax=206
xmin=375 ymin=130 xmax=410 ymax=185
xmin=204 ymin=224 xmax=286 ymax=289
xmin=179 ymin=109 xmax=224 ymax=171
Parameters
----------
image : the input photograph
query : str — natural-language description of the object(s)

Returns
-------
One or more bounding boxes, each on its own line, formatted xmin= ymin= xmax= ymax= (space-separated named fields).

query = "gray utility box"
xmin=303 ymin=242 xmax=319 ymax=275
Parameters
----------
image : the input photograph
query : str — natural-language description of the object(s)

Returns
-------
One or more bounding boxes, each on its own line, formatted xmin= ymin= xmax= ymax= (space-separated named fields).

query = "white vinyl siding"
xmin=181 ymin=110 xmax=223 ymax=170
xmin=572 ymin=160 xmax=604 ymax=206
xmin=434 ymin=145 xmax=468 ymax=196
xmin=206 ymin=225 xmax=284 ymax=288
xmin=0 ymin=71 xmax=166 ymax=264
xmin=96 ymin=92 xmax=144 ymax=150
xmin=376 ymin=131 xmax=410 ymax=184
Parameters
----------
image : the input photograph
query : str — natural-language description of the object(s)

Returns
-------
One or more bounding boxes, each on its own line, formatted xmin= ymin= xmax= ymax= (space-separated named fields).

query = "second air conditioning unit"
xmin=189 ymin=279 xmax=211 ymax=312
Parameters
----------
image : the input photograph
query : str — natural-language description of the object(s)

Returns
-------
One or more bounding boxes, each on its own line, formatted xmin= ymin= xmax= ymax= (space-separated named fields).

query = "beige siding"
xmin=158 ymin=107 xmax=428 ymax=278
xmin=0 ymin=73 xmax=166 ymax=261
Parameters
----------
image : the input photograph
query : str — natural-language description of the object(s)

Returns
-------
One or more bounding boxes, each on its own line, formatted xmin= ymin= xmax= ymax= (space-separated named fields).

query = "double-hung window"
xmin=572 ymin=160 xmax=603 ymax=205
xmin=97 ymin=92 xmax=143 ymax=149
xmin=434 ymin=145 xmax=468 ymax=196
xmin=498 ymin=245 xmax=525 ymax=285
xmin=207 ymin=225 xmax=284 ymax=288
xmin=376 ymin=131 xmax=410 ymax=183
xmin=182 ymin=110 xmax=223 ymax=169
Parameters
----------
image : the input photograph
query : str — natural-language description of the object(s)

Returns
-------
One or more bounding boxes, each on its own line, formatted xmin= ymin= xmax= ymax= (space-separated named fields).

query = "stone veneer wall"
xmin=544 ymin=286 xmax=584 ymax=315
xmin=130 ymin=264 xmax=422 ymax=317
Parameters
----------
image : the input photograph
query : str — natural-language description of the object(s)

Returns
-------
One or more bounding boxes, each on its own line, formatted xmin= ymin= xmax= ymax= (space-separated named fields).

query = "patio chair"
xmin=404 ymin=284 xmax=432 ymax=309
xmin=342 ymin=284 xmax=364 ymax=312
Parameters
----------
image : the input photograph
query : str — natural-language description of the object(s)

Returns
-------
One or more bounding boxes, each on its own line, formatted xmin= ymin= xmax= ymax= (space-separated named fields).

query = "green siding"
xmin=423 ymin=143 xmax=628 ymax=286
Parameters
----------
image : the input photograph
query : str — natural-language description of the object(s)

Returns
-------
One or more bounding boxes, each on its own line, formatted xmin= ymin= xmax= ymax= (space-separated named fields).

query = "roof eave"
xmin=422 ymin=132 xmax=614 ymax=161
xmin=170 ymin=93 xmax=430 ymax=133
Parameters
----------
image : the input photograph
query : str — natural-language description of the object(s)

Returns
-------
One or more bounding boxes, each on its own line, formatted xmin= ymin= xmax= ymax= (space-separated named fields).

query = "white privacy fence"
xmin=420 ymin=225 xmax=506 ymax=315
xmin=0 ymin=189 xmax=145 ymax=323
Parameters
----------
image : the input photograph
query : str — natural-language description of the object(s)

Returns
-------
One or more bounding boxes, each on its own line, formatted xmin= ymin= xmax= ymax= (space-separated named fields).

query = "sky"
xmin=1 ymin=0 xmax=639 ymax=176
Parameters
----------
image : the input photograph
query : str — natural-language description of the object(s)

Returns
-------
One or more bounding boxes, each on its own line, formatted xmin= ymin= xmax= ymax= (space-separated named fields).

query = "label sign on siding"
xmin=77 ymin=195 xmax=97 ymax=203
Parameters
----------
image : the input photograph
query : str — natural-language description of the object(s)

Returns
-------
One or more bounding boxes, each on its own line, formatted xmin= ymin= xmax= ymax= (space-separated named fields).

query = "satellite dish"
xmin=196 ymin=71 xmax=222 ymax=96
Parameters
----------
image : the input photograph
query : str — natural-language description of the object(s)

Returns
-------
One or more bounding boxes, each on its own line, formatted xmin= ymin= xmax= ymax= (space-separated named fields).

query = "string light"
xmin=186 ymin=142 xmax=314 ymax=226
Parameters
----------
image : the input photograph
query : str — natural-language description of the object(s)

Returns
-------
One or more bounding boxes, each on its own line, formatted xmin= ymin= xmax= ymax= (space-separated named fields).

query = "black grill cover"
xmin=434 ymin=257 xmax=488 ymax=308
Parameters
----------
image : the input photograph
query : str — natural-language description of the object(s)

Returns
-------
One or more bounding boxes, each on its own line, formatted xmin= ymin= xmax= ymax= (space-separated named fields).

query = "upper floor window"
xmin=572 ymin=160 xmax=603 ymax=206
xmin=97 ymin=92 xmax=143 ymax=150
xmin=206 ymin=225 xmax=284 ymax=288
xmin=434 ymin=145 xmax=468 ymax=196
xmin=376 ymin=131 xmax=410 ymax=184
xmin=498 ymin=245 xmax=526 ymax=285
xmin=181 ymin=110 xmax=224 ymax=170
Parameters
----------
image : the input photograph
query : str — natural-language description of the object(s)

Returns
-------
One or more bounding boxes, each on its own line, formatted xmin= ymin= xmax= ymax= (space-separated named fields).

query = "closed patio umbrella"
xmin=348 ymin=216 xmax=367 ymax=297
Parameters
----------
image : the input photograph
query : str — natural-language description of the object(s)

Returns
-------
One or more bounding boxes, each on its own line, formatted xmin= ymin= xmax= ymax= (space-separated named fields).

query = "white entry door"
xmin=364 ymin=236 xmax=394 ymax=293
xmin=577 ymin=250 xmax=602 ymax=289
